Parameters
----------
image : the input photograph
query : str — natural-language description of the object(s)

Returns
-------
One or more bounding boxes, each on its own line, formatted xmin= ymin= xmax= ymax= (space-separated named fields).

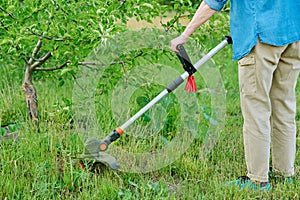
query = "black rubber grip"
xmin=177 ymin=45 xmax=197 ymax=75
xmin=104 ymin=130 xmax=120 ymax=144
xmin=226 ymin=36 xmax=233 ymax=44
xmin=177 ymin=45 xmax=192 ymax=63
xmin=167 ymin=76 xmax=184 ymax=92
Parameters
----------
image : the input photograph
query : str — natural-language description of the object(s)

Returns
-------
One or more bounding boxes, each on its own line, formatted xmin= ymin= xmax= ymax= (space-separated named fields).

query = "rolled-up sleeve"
xmin=204 ymin=0 xmax=228 ymax=11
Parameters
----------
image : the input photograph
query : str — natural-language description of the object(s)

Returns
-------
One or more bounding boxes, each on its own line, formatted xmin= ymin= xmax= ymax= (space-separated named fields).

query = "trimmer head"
xmin=80 ymin=138 xmax=120 ymax=170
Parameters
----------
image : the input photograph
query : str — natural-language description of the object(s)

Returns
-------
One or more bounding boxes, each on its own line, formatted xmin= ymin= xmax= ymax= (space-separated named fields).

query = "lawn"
xmin=0 ymin=21 xmax=299 ymax=200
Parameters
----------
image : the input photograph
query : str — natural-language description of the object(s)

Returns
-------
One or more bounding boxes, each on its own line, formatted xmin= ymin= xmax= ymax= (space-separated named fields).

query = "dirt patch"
xmin=126 ymin=15 xmax=190 ymax=29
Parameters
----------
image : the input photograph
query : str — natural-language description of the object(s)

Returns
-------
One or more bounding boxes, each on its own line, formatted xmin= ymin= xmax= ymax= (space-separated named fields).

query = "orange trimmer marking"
xmin=99 ymin=143 xmax=108 ymax=151
xmin=116 ymin=127 xmax=124 ymax=135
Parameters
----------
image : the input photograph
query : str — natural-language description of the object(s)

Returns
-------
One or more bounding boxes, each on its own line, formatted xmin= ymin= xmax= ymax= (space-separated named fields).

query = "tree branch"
xmin=23 ymin=5 xmax=46 ymax=21
xmin=32 ymin=37 xmax=43 ymax=58
xmin=78 ymin=61 xmax=104 ymax=66
xmin=78 ymin=61 xmax=124 ymax=69
xmin=0 ymin=6 xmax=15 ymax=19
xmin=35 ymin=60 xmax=71 ymax=71
xmin=30 ymin=52 xmax=52 ymax=70
xmin=0 ymin=21 xmax=9 ymax=31
xmin=78 ymin=50 xmax=143 ymax=69
xmin=71 ymin=73 xmax=84 ymax=90
xmin=133 ymin=50 xmax=143 ymax=59
xmin=27 ymin=29 xmax=66 ymax=42
xmin=161 ymin=14 xmax=182 ymax=33
xmin=28 ymin=37 xmax=43 ymax=65
xmin=78 ymin=62 xmax=103 ymax=71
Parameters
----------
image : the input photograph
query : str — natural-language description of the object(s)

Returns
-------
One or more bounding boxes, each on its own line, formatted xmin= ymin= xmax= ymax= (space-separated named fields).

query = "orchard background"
xmin=0 ymin=1 xmax=299 ymax=199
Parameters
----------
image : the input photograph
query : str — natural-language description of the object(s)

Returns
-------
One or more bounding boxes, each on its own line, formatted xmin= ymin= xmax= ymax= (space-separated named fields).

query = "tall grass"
xmin=1 ymin=36 xmax=299 ymax=200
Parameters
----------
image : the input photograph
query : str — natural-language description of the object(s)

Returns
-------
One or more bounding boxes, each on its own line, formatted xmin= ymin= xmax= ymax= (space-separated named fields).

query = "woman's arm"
xmin=171 ymin=1 xmax=217 ymax=52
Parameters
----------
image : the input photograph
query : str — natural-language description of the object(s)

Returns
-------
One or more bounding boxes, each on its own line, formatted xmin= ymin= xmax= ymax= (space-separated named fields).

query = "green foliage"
xmin=1 ymin=1 xmax=299 ymax=200
xmin=0 ymin=0 xmax=167 ymax=81
xmin=0 ymin=0 xmax=178 ymax=124
xmin=0 ymin=0 xmax=229 ymax=85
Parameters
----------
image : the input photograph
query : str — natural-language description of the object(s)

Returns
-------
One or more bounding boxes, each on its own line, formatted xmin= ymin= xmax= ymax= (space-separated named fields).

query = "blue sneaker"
xmin=269 ymin=167 xmax=293 ymax=184
xmin=230 ymin=176 xmax=271 ymax=191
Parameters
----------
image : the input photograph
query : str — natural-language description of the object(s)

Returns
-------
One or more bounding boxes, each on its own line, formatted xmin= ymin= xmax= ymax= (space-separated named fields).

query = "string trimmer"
xmin=80 ymin=36 xmax=232 ymax=170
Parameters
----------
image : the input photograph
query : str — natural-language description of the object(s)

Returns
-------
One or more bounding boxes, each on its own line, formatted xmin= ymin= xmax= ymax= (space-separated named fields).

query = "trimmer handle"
xmin=176 ymin=45 xmax=196 ymax=75
xmin=177 ymin=45 xmax=192 ymax=63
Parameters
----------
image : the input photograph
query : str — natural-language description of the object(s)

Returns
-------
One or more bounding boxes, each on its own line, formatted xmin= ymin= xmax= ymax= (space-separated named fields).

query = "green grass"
xmin=1 ymin=38 xmax=300 ymax=200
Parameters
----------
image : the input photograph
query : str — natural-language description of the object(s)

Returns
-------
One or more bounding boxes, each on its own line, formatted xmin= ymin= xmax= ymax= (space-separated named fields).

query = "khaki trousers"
xmin=238 ymin=39 xmax=300 ymax=182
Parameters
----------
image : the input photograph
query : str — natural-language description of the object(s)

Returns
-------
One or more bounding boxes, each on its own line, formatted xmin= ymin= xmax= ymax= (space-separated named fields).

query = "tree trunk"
xmin=22 ymin=67 xmax=39 ymax=125
xmin=20 ymin=37 xmax=69 ymax=126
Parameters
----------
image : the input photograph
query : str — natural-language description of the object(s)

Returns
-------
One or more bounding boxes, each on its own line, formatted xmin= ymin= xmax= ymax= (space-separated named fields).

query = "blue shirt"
xmin=204 ymin=0 xmax=300 ymax=60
